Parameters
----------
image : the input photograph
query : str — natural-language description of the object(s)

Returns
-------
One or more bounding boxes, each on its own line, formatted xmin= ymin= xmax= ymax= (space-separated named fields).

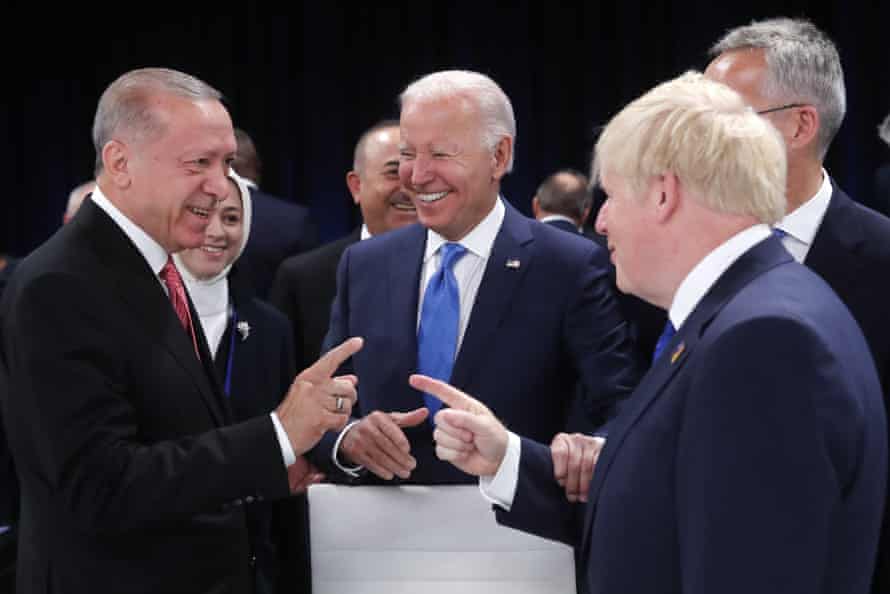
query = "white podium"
xmin=308 ymin=484 xmax=575 ymax=594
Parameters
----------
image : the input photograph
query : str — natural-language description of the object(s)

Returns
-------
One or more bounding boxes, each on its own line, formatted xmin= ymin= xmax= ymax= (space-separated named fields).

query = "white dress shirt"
xmin=773 ymin=169 xmax=832 ymax=263
xmin=332 ymin=197 xmax=506 ymax=475
xmin=88 ymin=189 xmax=296 ymax=468
xmin=540 ymin=214 xmax=580 ymax=231
xmin=481 ymin=224 xmax=774 ymax=510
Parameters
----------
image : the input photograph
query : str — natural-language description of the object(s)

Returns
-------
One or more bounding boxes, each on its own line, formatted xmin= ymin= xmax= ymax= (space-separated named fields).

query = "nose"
xmin=409 ymin=154 xmax=434 ymax=187
xmin=204 ymin=211 xmax=224 ymax=238
xmin=203 ymin=166 xmax=230 ymax=202
xmin=595 ymin=199 xmax=609 ymax=236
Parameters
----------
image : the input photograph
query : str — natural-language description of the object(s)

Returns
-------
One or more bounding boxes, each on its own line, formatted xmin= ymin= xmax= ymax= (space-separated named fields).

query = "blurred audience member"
xmin=233 ymin=128 xmax=316 ymax=298
xmin=532 ymin=169 xmax=591 ymax=234
xmin=271 ymin=120 xmax=416 ymax=369
xmin=875 ymin=114 xmax=890 ymax=215
xmin=63 ymin=180 xmax=96 ymax=224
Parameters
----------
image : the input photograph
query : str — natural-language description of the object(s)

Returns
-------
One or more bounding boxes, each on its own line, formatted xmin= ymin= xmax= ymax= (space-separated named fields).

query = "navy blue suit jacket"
xmin=241 ymin=188 xmax=316 ymax=299
xmin=498 ymin=236 xmax=887 ymax=594
xmin=318 ymin=202 xmax=641 ymax=484
xmin=805 ymin=181 xmax=890 ymax=592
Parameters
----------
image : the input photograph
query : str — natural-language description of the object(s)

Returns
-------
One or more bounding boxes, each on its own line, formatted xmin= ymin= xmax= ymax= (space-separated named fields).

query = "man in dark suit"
xmin=232 ymin=128 xmax=316 ymax=298
xmin=315 ymin=70 xmax=641 ymax=485
xmin=271 ymin=120 xmax=417 ymax=370
xmin=0 ymin=67 xmax=361 ymax=594
xmin=424 ymin=71 xmax=887 ymax=594
xmin=705 ymin=19 xmax=890 ymax=592
xmin=531 ymin=169 xmax=591 ymax=235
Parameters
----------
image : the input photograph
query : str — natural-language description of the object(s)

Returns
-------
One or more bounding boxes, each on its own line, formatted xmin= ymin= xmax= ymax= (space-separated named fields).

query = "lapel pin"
xmin=670 ymin=342 xmax=685 ymax=364
xmin=506 ymin=259 xmax=521 ymax=269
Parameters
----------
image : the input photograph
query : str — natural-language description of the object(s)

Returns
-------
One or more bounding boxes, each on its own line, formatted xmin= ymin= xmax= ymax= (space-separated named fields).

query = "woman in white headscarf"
xmin=175 ymin=172 xmax=318 ymax=594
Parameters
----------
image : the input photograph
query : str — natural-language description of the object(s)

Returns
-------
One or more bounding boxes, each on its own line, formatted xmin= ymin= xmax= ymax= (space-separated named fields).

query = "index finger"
xmin=409 ymin=374 xmax=490 ymax=415
xmin=300 ymin=337 xmax=364 ymax=383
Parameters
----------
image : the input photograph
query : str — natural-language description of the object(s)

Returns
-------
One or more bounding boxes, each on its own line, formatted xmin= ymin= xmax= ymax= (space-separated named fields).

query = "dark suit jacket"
xmin=214 ymin=268 xmax=305 ymax=594
xmin=804 ymin=181 xmax=890 ymax=593
xmin=0 ymin=200 xmax=290 ymax=594
xmin=270 ymin=229 xmax=360 ymax=370
xmin=317 ymin=203 xmax=642 ymax=484
xmin=241 ymin=188 xmax=316 ymax=299
xmin=499 ymin=236 xmax=887 ymax=594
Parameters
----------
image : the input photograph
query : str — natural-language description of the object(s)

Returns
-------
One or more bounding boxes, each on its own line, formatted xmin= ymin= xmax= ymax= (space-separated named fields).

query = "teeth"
xmin=417 ymin=191 xmax=448 ymax=203
xmin=392 ymin=202 xmax=416 ymax=211
xmin=188 ymin=206 xmax=210 ymax=218
xmin=201 ymin=246 xmax=224 ymax=253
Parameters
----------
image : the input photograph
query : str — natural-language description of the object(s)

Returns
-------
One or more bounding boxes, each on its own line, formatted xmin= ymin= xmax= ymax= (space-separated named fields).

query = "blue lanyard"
xmin=223 ymin=308 xmax=237 ymax=397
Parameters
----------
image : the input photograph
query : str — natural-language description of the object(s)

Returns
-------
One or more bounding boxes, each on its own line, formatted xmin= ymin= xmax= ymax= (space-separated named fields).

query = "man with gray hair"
xmin=0 ymin=67 xmax=362 ymax=594
xmin=532 ymin=169 xmax=592 ymax=234
xmin=316 ymin=69 xmax=641 ymax=485
xmin=422 ymin=70 xmax=886 ymax=594
xmin=705 ymin=19 xmax=890 ymax=591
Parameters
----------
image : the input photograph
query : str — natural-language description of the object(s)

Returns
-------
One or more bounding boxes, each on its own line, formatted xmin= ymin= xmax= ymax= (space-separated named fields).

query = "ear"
xmin=490 ymin=136 xmax=513 ymax=182
xmin=102 ymin=140 xmax=131 ymax=189
xmin=787 ymin=105 xmax=820 ymax=152
xmin=345 ymin=170 xmax=362 ymax=205
xmin=654 ymin=172 xmax=681 ymax=224
xmin=531 ymin=196 xmax=541 ymax=219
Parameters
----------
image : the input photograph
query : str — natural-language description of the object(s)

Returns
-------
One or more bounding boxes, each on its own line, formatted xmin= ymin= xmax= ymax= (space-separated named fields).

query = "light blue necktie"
xmin=652 ymin=320 xmax=677 ymax=363
xmin=417 ymin=242 xmax=467 ymax=418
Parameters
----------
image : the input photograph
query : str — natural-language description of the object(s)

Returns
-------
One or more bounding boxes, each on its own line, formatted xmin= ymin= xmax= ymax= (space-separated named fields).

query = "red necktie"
xmin=160 ymin=256 xmax=200 ymax=358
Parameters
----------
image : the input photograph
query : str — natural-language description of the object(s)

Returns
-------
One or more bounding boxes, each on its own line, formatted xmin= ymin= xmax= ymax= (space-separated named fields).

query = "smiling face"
xmin=398 ymin=95 xmax=509 ymax=240
xmin=177 ymin=179 xmax=244 ymax=280
xmin=109 ymin=93 xmax=237 ymax=253
xmin=347 ymin=126 xmax=417 ymax=236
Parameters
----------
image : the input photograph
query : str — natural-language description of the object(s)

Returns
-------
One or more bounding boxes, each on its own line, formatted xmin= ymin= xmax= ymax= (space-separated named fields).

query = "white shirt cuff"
xmin=479 ymin=431 xmax=521 ymax=511
xmin=270 ymin=412 xmax=296 ymax=467
xmin=332 ymin=419 xmax=364 ymax=477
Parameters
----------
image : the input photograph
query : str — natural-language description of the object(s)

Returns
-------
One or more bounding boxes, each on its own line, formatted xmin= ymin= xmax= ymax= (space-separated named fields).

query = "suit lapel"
xmin=579 ymin=236 xmax=793 ymax=554
xmin=804 ymin=183 xmax=866 ymax=286
xmin=79 ymin=201 xmax=228 ymax=427
xmin=450 ymin=205 xmax=534 ymax=388
xmin=386 ymin=225 xmax=427 ymax=412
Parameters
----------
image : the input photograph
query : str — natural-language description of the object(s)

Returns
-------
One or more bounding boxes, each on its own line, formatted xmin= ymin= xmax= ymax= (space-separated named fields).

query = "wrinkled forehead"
xmin=399 ymin=95 xmax=482 ymax=148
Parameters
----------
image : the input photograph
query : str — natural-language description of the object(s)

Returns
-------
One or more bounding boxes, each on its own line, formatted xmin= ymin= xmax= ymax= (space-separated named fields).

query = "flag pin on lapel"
xmin=506 ymin=259 xmax=521 ymax=269
xmin=670 ymin=342 xmax=686 ymax=364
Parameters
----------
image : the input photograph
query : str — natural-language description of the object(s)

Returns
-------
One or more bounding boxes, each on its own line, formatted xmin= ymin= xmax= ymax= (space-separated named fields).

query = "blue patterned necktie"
xmin=417 ymin=242 xmax=467 ymax=418
xmin=652 ymin=320 xmax=677 ymax=363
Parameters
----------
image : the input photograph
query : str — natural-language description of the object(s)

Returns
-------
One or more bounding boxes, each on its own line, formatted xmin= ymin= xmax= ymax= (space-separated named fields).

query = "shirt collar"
xmin=775 ymin=168 xmax=832 ymax=246
xmin=360 ymin=223 xmax=372 ymax=241
xmin=540 ymin=214 xmax=579 ymax=228
xmin=669 ymin=224 xmax=772 ymax=329
xmin=424 ymin=196 xmax=505 ymax=263
xmin=89 ymin=186 xmax=170 ymax=276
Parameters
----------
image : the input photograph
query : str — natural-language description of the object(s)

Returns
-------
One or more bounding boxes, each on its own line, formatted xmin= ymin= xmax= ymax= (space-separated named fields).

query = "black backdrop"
xmin=3 ymin=2 xmax=889 ymax=256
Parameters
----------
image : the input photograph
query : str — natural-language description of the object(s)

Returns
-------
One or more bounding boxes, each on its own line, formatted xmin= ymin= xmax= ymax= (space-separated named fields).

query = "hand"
xmin=409 ymin=374 xmax=508 ymax=477
xmin=551 ymin=432 xmax=605 ymax=503
xmin=276 ymin=337 xmax=363 ymax=456
xmin=287 ymin=455 xmax=325 ymax=494
xmin=340 ymin=408 xmax=429 ymax=480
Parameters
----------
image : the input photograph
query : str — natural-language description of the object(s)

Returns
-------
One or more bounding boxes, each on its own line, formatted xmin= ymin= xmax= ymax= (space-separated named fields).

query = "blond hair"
xmin=593 ymin=71 xmax=786 ymax=224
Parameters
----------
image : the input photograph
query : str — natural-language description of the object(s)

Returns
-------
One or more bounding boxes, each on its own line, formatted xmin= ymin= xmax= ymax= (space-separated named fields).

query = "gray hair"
xmin=879 ymin=114 xmax=890 ymax=148
xmin=536 ymin=169 xmax=591 ymax=221
xmin=92 ymin=68 xmax=222 ymax=172
xmin=710 ymin=18 xmax=845 ymax=160
xmin=400 ymin=70 xmax=516 ymax=172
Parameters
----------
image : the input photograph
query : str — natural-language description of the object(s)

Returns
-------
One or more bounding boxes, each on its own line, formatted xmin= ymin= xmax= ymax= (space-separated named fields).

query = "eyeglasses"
xmin=756 ymin=103 xmax=806 ymax=115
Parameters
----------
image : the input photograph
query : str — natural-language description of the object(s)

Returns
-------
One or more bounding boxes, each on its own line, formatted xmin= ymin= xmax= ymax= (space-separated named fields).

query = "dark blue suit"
xmin=498 ymin=236 xmax=887 ymax=594
xmin=804 ymin=183 xmax=890 ymax=593
xmin=240 ymin=188 xmax=316 ymax=299
xmin=318 ymin=202 xmax=641 ymax=484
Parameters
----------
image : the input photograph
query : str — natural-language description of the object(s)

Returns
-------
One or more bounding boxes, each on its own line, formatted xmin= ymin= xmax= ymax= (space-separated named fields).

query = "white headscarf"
xmin=174 ymin=171 xmax=253 ymax=357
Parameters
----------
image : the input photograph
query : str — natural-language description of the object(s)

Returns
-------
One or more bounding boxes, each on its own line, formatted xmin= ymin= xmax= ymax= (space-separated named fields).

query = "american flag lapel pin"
xmin=670 ymin=342 xmax=686 ymax=364
xmin=506 ymin=258 xmax=521 ymax=269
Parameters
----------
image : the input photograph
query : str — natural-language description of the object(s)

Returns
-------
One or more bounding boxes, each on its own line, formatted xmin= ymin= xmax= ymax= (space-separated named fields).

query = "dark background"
xmin=3 ymin=2 xmax=889 ymax=256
